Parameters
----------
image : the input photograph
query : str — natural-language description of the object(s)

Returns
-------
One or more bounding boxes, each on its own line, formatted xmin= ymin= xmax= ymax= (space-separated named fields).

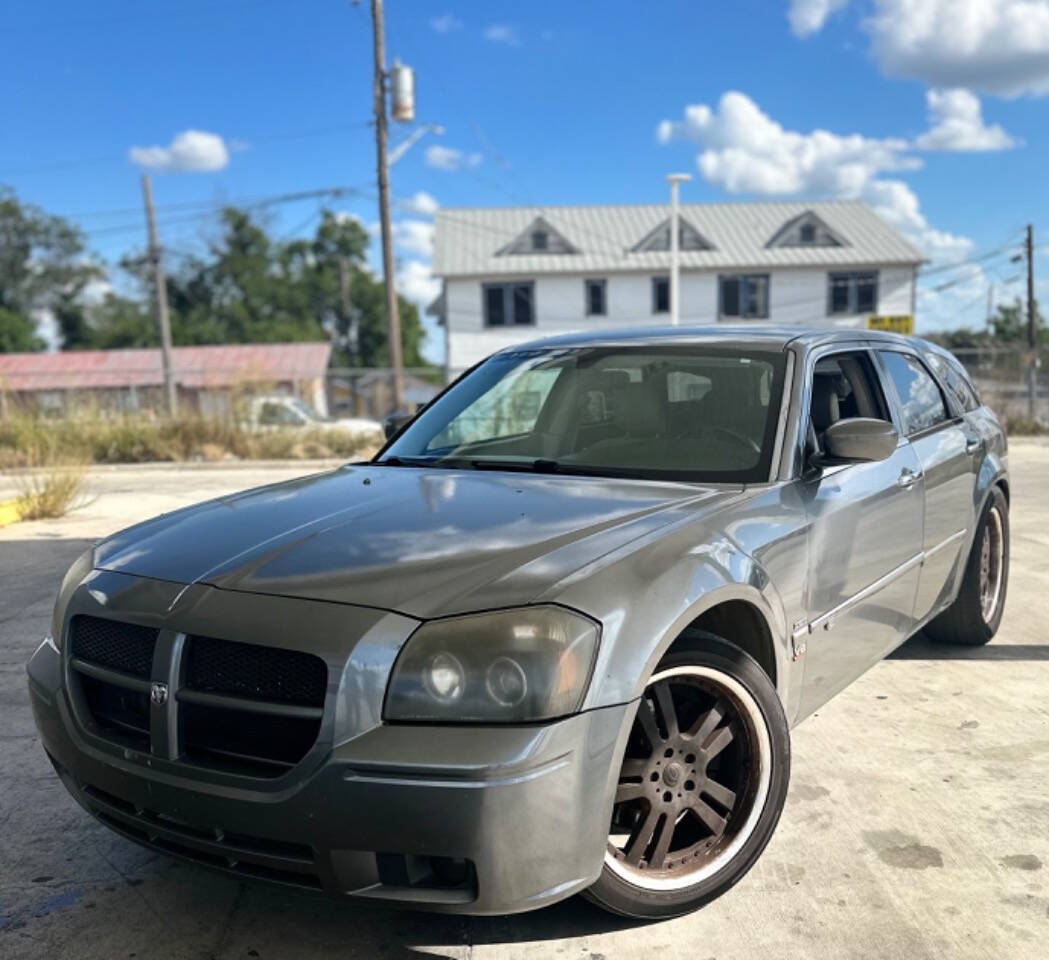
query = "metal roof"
xmin=433 ymin=200 xmax=925 ymax=277
xmin=0 ymin=342 xmax=332 ymax=392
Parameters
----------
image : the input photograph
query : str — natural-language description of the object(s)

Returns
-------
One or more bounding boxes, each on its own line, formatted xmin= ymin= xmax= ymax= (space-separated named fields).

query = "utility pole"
xmin=666 ymin=173 xmax=691 ymax=326
xmin=1025 ymin=223 xmax=1038 ymax=420
xmin=141 ymin=174 xmax=177 ymax=417
xmin=369 ymin=0 xmax=404 ymax=412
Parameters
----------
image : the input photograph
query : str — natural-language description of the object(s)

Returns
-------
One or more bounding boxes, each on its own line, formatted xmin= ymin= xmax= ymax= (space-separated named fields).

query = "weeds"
xmin=15 ymin=463 xmax=88 ymax=520
xmin=0 ymin=414 xmax=381 ymax=467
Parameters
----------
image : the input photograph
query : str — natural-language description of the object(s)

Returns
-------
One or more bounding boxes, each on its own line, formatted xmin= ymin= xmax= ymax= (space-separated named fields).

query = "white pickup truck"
xmin=246 ymin=395 xmax=382 ymax=439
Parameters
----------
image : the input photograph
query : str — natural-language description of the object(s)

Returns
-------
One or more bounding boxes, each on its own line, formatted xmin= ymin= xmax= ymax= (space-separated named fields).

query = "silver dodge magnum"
xmin=27 ymin=326 xmax=1009 ymax=918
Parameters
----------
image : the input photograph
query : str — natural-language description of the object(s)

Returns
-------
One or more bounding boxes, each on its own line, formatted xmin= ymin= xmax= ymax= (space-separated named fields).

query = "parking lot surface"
xmin=2 ymin=445 xmax=1047 ymax=959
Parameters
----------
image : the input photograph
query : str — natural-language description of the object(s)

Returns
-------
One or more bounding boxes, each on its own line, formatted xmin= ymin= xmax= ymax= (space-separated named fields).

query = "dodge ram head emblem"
xmin=150 ymin=682 xmax=168 ymax=707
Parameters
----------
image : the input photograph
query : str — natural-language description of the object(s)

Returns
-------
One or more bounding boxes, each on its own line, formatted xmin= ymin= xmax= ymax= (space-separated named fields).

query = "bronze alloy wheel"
xmin=979 ymin=505 xmax=1005 ymax=623
xmin=605 ymin=664 xmax=772 ymax=891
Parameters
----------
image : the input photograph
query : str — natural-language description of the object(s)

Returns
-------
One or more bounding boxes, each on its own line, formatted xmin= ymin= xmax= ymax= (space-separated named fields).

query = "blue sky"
xmin=4 ymin=0 xmax=1049 ymax=361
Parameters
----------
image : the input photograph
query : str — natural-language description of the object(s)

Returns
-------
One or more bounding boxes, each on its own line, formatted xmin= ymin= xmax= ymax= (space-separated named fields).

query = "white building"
xmin=430 ymin=201 xmax=924 ymax=378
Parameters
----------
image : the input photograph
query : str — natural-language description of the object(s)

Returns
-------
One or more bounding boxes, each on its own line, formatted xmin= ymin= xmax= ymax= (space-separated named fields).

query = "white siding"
xmin=446 ymin=266 xmax=915 ymax=375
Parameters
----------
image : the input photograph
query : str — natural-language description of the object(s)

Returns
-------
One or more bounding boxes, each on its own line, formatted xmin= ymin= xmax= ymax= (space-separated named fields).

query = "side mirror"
xmin=383 ymin=411 xmax=413 ymax=440
xmin=813 ymin=418 xmax=898 ymax=466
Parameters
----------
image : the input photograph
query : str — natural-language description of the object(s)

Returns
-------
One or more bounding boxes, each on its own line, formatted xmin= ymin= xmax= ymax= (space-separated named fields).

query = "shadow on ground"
xmin=887 ymin=631 xmax=1049 ymax=661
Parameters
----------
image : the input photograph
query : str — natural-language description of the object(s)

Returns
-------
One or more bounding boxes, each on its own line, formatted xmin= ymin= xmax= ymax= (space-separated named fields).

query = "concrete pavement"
xmin=1 ymin=443 xmax=1047 ymax=959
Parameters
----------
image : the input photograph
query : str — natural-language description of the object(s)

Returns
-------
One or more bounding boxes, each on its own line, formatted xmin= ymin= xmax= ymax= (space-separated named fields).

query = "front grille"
xmin=185 ymin=635 xmax=327 ymax=707
xmin=71 ymin=615 xmax=158 ymax=678
xmin=67 ymin=619 xmax=328 ymax=779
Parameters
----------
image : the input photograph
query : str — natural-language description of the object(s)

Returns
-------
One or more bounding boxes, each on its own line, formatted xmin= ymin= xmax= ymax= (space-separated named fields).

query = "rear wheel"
xmin=925 ymin=486 xmax=1009 ymax=646
xmin=584 ymin=634 xmax=789 ymax=919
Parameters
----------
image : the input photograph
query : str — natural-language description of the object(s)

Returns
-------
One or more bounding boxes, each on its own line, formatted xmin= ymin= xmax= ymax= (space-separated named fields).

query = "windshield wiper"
xmin=373 ymin=455 xmax=444 ymax=467
xmin=466 ymin=458 xmax=563 ymax=473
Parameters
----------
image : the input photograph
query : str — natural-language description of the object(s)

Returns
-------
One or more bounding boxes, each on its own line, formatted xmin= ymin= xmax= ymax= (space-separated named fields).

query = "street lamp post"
xmin=666 ymin=173 xmax=692 ymax=327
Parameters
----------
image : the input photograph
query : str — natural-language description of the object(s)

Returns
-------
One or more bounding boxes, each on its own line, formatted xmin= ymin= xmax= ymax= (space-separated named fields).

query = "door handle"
xmin=898 ymin=468 xmax=920 ymax=488
xmin=965 ymin=437 xmax=981 ymax=454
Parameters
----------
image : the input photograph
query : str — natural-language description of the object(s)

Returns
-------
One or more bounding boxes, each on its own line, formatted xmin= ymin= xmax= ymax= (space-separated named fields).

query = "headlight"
xmin=50 ymin=547 xmax=94 ymax=649
xmin=384 ymin=606 xmax=600 ymax=723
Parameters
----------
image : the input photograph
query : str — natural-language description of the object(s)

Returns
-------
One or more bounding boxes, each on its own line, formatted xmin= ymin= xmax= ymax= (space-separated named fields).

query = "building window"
xmin=719 ymin=274 xmax=769 ymax=319
xmin=483 ymin=282 xmax=535 ymax=327
xmin=799 ymin=222 xmax=816 ymax=244
xmin=532 ymin=230 xmax=548 ymax=251
xmin=828 ymin=271 xmax=878 ymax=316
xmin=585 ymin=279 xmax=607 ymax=316
xmin=652 ymin=276 xmax=670 ymax=314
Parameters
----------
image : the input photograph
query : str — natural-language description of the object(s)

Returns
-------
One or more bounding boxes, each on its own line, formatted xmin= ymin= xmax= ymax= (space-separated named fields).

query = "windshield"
xmin=379 ymin=346 xmax=786 ymax=482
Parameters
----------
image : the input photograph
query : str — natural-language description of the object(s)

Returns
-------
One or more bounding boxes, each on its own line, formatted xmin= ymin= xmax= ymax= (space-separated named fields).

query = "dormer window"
xmin=495 ymin=217 xmax=578 ymax=256
xmin=767 ymin=211 xmax=845 ymax=249
xmin=633 ymin=218 xmax=713 ymax=253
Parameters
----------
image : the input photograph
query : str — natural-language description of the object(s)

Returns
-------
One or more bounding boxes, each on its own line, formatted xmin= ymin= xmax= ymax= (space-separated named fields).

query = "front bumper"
xmin=28 ymin=636 xmax=630 ymax=914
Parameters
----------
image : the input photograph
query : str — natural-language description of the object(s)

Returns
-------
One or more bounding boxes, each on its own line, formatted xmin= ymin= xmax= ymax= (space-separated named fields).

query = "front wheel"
xmin=584 ymin=634 xmax=790 ymax=919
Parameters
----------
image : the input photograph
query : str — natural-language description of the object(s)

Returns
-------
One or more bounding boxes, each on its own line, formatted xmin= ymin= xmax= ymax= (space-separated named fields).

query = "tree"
xmin=0 ymin=187 xmax=100 ymax=351
xmin=0 ymin=307 xmax=44 ymax=352
xmin=924 ymin=299 xmax=1047 ymax=350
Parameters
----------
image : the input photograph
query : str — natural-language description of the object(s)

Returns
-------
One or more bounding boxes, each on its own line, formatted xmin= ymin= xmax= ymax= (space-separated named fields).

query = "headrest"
xmin=811 ymin=376 xmax=840 ymax=432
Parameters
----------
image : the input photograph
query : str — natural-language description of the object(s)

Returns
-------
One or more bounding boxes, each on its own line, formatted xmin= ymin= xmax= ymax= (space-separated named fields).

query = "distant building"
xmin=431 ymin=201 xmax=924 ymax=378
xmin=0 ymin=342 xmax=332 ymax=418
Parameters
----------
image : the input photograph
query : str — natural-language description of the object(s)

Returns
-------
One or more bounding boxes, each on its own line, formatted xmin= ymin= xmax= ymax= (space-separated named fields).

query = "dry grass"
xmin=0 ymin=414 xmax=381 ymax=467
xmin=14 ymin=463 xmax=88 ymax=520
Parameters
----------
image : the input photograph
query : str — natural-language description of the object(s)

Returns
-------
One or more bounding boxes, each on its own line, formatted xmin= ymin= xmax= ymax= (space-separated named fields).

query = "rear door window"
xmin=878 ymin=351 xmax=950 ymax=436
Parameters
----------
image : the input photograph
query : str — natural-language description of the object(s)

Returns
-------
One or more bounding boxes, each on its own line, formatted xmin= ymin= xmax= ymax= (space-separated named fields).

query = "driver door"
xmin=797 ymin=347 xmax=923 ymax=719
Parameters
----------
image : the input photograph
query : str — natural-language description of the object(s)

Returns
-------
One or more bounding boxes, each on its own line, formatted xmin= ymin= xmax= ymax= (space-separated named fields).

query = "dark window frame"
xmin=584 ymin=278 xmax=607 ymax=317
xmin=651 ymin=276 xmax=670 ymax=314
xmin=827 ymin=271 xmax=879 ymax=316
xmin=719 ymin=273 xmax=770 ymax=320
xmin=482 ymin=281 xmax=536 ymax=328
xmin=531 ymin=230 xmax=548 ymax=251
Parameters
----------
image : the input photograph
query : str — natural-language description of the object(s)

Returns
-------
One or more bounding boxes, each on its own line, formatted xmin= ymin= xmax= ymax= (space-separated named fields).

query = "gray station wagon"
xmin=27 ymin=326 xmax=1009 ymax=918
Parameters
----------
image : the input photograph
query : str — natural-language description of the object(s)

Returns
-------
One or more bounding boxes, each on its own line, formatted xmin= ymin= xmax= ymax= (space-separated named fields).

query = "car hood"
xmin=94 ymin=464 xmax=741 ymax=619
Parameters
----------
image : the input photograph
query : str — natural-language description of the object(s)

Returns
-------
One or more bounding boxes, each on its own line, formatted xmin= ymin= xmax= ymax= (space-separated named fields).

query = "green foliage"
xmin=0 ymin=187 xmax=101 ymax=352
xmin=0 ymin=307 xmax=45 ymax=352
xmin=0 ymin=187 xmax=430 ymax=365
xmin=925 ymin=299 xmax=1046 ymax=349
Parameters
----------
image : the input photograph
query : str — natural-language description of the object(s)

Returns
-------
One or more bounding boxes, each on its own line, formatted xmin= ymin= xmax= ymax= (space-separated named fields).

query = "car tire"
xmin=584 ymin=632 xmax=790 ymax=919
xmin=924 ymin=486 xmax=1009 ymax=647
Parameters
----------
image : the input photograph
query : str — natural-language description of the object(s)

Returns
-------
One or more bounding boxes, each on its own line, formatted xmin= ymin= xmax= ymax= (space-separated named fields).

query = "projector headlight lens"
xmin=384 ymin=606 xmax=599 ymax=723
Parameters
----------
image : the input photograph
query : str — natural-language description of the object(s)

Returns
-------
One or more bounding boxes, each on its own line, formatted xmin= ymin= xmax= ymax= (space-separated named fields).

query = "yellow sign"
xmin=867 ymin=314 xmax=913 ymax=335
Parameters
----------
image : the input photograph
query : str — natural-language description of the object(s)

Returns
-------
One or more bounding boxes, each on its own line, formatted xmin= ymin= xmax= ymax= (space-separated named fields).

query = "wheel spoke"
xmin=686 ymin=697 xmax=725 ymax=743
xmin=620 ymin=758 xmax=649 ymax=779
xmin=700 ymin=776 xmax=736 ymax=810
xmin=654 ymin=682 xmax=679 ymax=739
xmin=689 ymin=797 xmax=728 ymax=837
xmin=703 ymin=722 xmax=735 ymax=759
xmin=648 ymin=814 xmax=675 ymax=869
xmin=614 ymin=782 xmax=647 ymax=804
xmin=635 ymin=698 xmax=663 ymax=750
xmin=625 ymin=806 xmax=661 ymax=865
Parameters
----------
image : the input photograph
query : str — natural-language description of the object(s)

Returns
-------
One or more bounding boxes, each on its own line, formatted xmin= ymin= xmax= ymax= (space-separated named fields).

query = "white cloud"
xmin=658 ymin=91 xmax=971 ymax=261
xmin=398 ymin=191 xmax=439 ymax=215
xmin=484 ymin=24 xmax=520 ymax=46
xmin=917 ymin=263 xmax=989 ymax=331
xmin=128 ymin=129 xmax=231 ymax=172
xmin=914 ymin=88 xmax=1019 ymax=150
xmin=393 ymin=219 xmax=435 ymax=257
xmin=396 ymin=260 xmax=440 ymax=307
xmin=424 ymin=144 xmax=482 ymax=172
xmin=430 ymin=13 xmax=463 ymax=33
xmin=788 ymin=0 xmax=849 ymax=37
xmin=793 ymin=0 xmax=1049 ymax=97
xmin=658 ymin=92 xmax=917 ymax=195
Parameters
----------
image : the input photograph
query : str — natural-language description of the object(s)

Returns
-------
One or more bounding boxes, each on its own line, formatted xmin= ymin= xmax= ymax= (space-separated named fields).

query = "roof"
xmin=433 ymin=200 xmax=925 ymax=277
xmin=0 ymin=342 xmax=332 ymax=392
xmin=488 ymin=323 xmax=919 ymax=354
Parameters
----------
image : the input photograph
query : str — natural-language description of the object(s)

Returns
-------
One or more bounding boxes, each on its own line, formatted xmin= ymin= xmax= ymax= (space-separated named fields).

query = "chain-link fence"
xmin=949 ymin=346 xmax=1049 ymax=427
